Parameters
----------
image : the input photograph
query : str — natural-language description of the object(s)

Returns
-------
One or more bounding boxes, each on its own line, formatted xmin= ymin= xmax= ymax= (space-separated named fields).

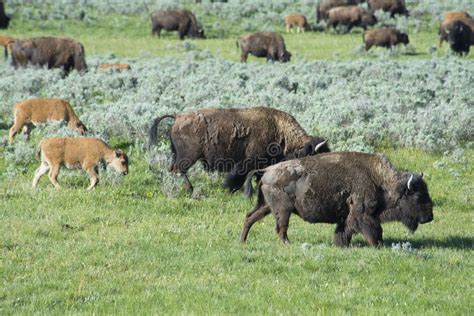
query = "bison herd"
xmin=10 ymin=0 xmax=474 ymax=247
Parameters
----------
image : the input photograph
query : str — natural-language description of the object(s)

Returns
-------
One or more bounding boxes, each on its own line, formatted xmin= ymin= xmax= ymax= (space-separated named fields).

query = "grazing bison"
xmin=316 ymin=0 xmax=362 ymax=23
xmin=0 ymin=34 xmax=14 ymax=59
xmin=284 ymin=15 xmax=309 ymax=33
xmin=237 ymin=32 xmax=291 ymax=63
xmin=9 ymin=98 xmax=87 ymax=144
xmin=0 ymin=1 xmax=10 ymax=29
xmin=241 ymin=152 xmax=433 ymax=246
xmin=33 ymin=137 xmax=129 ymax=190
xmin=148 ymin=107 xmax=329 ymax=194
xmin=151 ymin=9 xmax=205 ymax=40
xmin=363 ymin=28 xmax=409 ymax=50
xmin=439 ymin=16 xmax=474 ymax=47
xmin=10 ymin=37 xmax=87 ymax=74
xmin=326 ymin=6 xmax=377 ymax=32
xmin=368 ymin=0 xmax=409 ymax=17
xmin=97 ymin=63 xmax=131 ymax=71
xmin=445 ymin=20 xmax=473 ymax=55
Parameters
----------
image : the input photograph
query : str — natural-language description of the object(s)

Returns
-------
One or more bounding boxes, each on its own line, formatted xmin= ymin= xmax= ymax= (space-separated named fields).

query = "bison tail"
xmin=36 ymin=141 xmax=43 ymax=160
xmin=147 ymin=114 xmax=175 ymax=149
xmin=244 ymin=169 xmax=264 ymax=199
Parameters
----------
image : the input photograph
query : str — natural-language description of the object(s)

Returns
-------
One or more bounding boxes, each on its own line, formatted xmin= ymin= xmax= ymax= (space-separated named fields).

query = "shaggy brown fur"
xmin=151 ymin=9 xmax=204 ymax=40
xmin=445 ymin=20 xmax=473 ymax=55
xmin=241 ymin=152 xmax=433 ymax=247
xmin=444 ymin=11 xmax=471 ymax=21
xmin=439 ymin=16 xmax=474 ymax=47
xmin=0 ymin=34 xmax=14 ymax=59
xmin=368 ymin=0 xmax=409 ymax=17
xmin=326 ymin=6 xmax=377 ymax=32
xmin=10 ymin=36 xmax=87 ymax=74
xmin=97 ymin=63 xmax=131 ymax=71
xmin=237 ymin=32 xmax=291 ymax=63
xmin=9 ymin=98 xmax=87 ymax=144
xmin=284 ymin=15 xmax=309 ymax=33
xmin=148 ymin=107 xmax=329 ymax=194
xmin=363 ymin=28 xmax=409 ymax=50
xmin=33 ymin=137 xmax=129 ymax=190
xmin=316 ymin=0 xmax=362 ymax=22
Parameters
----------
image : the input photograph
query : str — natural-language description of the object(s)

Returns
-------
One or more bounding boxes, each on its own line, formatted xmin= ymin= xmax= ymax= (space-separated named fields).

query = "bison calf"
xmin=97 ymin=63 xmax=131 ymax=71
xmin=238 ymin=32 xmax=291 ymax=63
xmin=326 ymin=6 xmax=377 ymax=33
xmin=148 ymin=107 xmax=329 ymax=195
xmin=363 ymin=28 xmax=409 ymax=50
xmin=33 ymin=137 xmax=129 ymax=190
xmin=9 ymin=98 xmax=87 ymax=144
xmin=241 ymin=152 xmax=433 ymax=247
xmin=284 ymin=15 xmax=309 ymax=33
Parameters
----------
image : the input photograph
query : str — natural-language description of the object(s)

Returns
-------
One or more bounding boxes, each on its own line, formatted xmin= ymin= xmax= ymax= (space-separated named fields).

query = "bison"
xmin=445 ymin=20 xmax=473 ymax=55
xmin=241 ymin=152 xmax=433 ymax=247
xmin=97 ymin=63 xmax=131 ymax=71
xmin=148 ymin=107 xmax=329 ymax=194
xmin=443 ymin=11 xmax=471 ymax=21
xmin=326 ymin=6 xmax=377 ymax=32
xmin=439 ymin=16 xmax=474 ymax=48
xmin=363 ymin=28 xmax=409 ymax=50
xmin=9 ymin=98 xmax=87 ymax=144
xmin=10 ymin=37 xmax=87 ymax=74
xmin=368 ymin=0 xmax=409 ymax=17
xmin=316 ymin=0 xmax=362 ymax=23
xmin=151 ymin=9 xmax=205 ymax=40
xmin=237 ymin=32 xmax=291 ymax=63
xmin=0 ymin=1 xmax=10 ymax=29
xmin=33 ymin=137 xmax=129 ymax=190
xmin=284 ymin=15 xmax=309 ymax=33
xmin=0 ymin=34 xmax=14 ymax=59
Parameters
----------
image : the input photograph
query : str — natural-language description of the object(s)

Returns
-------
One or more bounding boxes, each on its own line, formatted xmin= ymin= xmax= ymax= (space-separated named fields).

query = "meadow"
xmin=1 ymin=0 xmax=473 ymax=314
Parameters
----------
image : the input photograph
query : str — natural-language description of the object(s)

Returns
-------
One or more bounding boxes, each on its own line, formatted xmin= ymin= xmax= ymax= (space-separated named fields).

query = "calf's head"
xmin=109 ymin=149 xmax=129 ymax=175
xmin=394 ymin=173 xmax=433 ymax=231
xmin=73 ymin=121 xmax=88 ymax=135
xmin=278 ymin=50 xmax=292 ymax=63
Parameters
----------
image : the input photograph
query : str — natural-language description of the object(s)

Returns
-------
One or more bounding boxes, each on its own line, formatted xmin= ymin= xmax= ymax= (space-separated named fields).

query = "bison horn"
xmin=407 ymin=174 xmax=414 ymax=191
xmin=420 ymin=172 xmax=424 ymax=179
xmin=314 ymin=140 xmax=327 ymax=153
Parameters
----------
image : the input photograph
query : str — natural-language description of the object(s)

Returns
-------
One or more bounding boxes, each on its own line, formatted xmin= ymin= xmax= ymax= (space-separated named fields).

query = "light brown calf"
xmin=9 ymin=98 xmax=87 ymax=144
xmin=284 ymin=15 xmax=308 ymax=33
xmin=33 ymin=137 xmax=129 ymax=190
xmin=0 ymin=34 xmax=14 ymax=59
xmin=97 ymin=63 xmax=131 ymax=71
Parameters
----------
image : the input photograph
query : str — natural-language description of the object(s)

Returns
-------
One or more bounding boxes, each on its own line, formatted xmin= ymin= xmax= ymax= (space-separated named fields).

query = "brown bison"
xmin=0 ymin=1 xmax=10 ymax=29
xmin=10 ymin=37 xmax=87 ymax=74
xmin=9 ymin=98 xmax=87 ymax=144
xmin=284 ymin=15 xmax=309 ymax=33
xmin=316 ymin=0 xmax=362 ymax=23
xmin=151 ymin=9 xmax=205 ymax=40
xmin=368 ymin=0 xmax=409 ymax=17
xmin=237 ymin=32 xmax=291 ymax=63
xmin=445 ymin=20 xmax=473 ymax=55
xmin=241 ymin=152 xmax=433 ymax=246
xmin=97 ymin=63 xmax=131 ymax=71
xmin=326 ymin=6 xmax=377 ymax=32
xmin=148 ymin=107 xmax=329 ymax=194
xmin=443 ymin=11 xmax=471 ymax=21
xmin=439 ymin=16 xmax=474 ymax=47
xmin=0 ymin=34 xmax=14 ymax=59
xmin=363 ymin=28 xmax=409 ymax=50
xmin=33 ymin=137 xmax=129 ymax=190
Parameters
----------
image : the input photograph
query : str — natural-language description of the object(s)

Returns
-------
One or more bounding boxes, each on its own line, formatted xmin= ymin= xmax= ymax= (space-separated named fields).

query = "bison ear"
xmin=304 ymin=142 xmax=314 ymax=156
xmin=115 ymin=149 xmax=123 ymax=157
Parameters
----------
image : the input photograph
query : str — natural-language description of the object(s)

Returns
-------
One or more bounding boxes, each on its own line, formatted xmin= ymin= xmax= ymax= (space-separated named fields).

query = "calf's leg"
xmin=32 ymin=162 xmax=50 ymax=188
xmin=86 ymin=165 xmax=99 ymax=190
xmin=48 ymin=165 xmax=61 ymax=189
xmin=8 ymin=122 xmax=23 ymax=145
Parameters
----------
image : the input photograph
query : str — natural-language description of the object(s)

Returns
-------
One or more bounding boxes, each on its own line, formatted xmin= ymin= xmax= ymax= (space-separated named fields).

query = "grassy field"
xmin=1 ymin=6 xmax=474 ymax=315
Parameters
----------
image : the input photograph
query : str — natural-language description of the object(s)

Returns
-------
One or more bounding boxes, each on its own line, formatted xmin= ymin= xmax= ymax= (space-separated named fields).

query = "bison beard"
xmin=148 ymin=107 xmax=329 ymax=195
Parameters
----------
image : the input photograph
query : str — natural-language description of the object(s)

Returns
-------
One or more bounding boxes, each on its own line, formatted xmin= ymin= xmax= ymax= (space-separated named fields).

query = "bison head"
xmin=393 ymin=173 xmax=433 ymax=232
xmin=74 ymin=121 xmax=88 ymax=135
xmin=110 ymin=149 xmax=129 ymax=176
xmin=361 ymin=13 xmax=377 ymax=28
xmin=292 ymin=137 xmax=330 ymax=158
xmin=398 ymin=32 xmax=409 ymax=45
xmin=278 ymin=50 xmax=292 ymax=63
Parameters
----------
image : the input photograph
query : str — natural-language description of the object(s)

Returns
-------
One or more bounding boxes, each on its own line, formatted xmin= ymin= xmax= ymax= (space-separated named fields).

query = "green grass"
xmin=2 ymin=14 xmax=473 ymax=61
xmin=1 ymin=145 xmax=473 ymax=314
xmin=1 ymin=11 xmax=473 ymax=314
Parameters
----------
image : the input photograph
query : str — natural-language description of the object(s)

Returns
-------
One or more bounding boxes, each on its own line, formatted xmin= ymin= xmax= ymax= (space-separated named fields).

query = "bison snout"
xmin=418 ymin=214 xmax=433 ymax=224
xmin=122 ymin=171 xmax=128 ymax=176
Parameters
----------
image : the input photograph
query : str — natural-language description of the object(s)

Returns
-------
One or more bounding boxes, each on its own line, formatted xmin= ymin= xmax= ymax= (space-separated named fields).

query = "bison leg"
xmin=48 ymin=165 xmax=61 ymax=189
xmin=8 ymin=123 xmax=23 ymax=145
xmin=86 ymin=165 xmax=99 ymax=190
xmin=240 ymin=50 xmax=249 ymax=63
xmin=240 ymin=205 xmax=271 ymax=242
xmin=359 ymin=216 xmax=383 ymax=247
xmin=286 ymin=24 xmax=291 ymax=33
xmin=32 ymin=162 xmax=50 ymax=188
xmin=224 ymin=162 xmax=248 ymax=193
xmin=334 ymin=222 xmax=353 ymax=247
xmin=274 ymin=209 xmax=291 ymax=244
xmin=22 ymin=124 xmax=32 ymax=141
